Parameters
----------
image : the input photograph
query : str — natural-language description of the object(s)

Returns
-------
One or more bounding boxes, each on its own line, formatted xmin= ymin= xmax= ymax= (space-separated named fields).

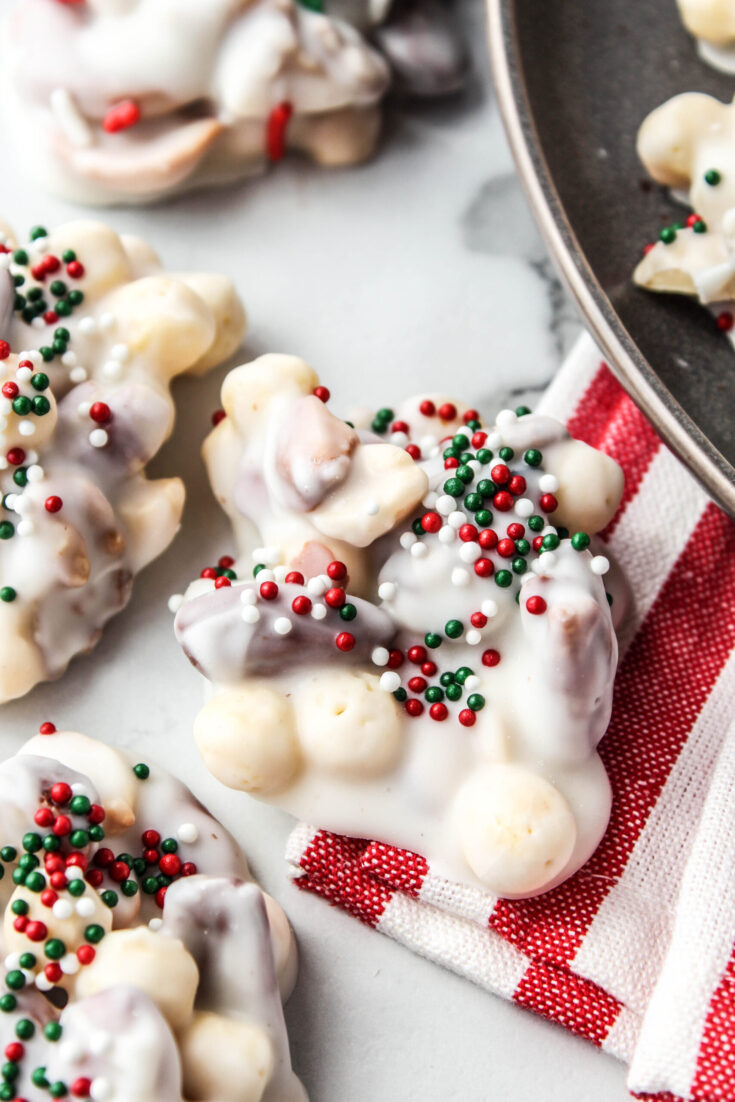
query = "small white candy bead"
xmin=438 ymin=526 xmax=455 ymax=544
xmin=380 ymin=671 xmax=401 ymax=693
xmin=241 ymin=606 xmax=260 ymax=624
xmin=436 ymin=494 xmax=456 ymax=516
xmin=539 ymin=474 xmax=559 ymax=493
xmin=372 ymin=646 xmax=390 ymax=666
xmin=52 ymin=900 xmax=74 ymax=921
xmin=466 ymin=629 xmax=482 ymax=645
xmin=481 ymin=599 xmax=498 ymax=617
xmin=363 ymin=500 xmax=380 ymax=516
xmin=515 ymin=498 xmax=534 ymax=518
xmin=378 ymin=582 xmax=396 ymax=601
xmin=496 ymin=409 xmax=517 ymax=428
xmin=89 ymin=429 xmax=108 ymax=448
xmin=400 ymin=531 xmax=417 ymax=549
xmin=590 ymin=555 xmax=610 ymax=576
xmin=177 ymin=822 xmax=199 ymax=844
xmin=451 ymin=567 xmax=470 ymax=587
xmin=240 ymin=589 xmax=256 ymax=605
xmin=448 ymin=511 xmax=465 ymax=529
xmin=311 ymin=603 xmax=327 ymax=620
xmin=458 ymin=542 xmax=482 ymax=563
xmin=273 ymin=617 xmax=292 ymax=635
xmin=18 ymin=421 xmax=35 ymax=437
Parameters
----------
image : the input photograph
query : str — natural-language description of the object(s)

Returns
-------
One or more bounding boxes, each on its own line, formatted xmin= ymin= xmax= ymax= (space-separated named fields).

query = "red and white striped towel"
xmin=286 ymin=333 xmax=735 ymax=1102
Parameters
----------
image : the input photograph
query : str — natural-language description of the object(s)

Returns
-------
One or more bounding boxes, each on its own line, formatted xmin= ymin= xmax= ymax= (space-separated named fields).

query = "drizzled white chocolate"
xmin=3 ymin=0 xmax=391 ymax=205
xmin=0 ymin=217 xmax=245 ymax=703
xmin=0 ymin=729 xmax=305 ymax=1102
xmin=677 ymin=0 xmax=735 ymax=72
xmin=634 ymin=91 xmax=735 ymax=338
xmin=175 ymin=356 xmax=624 ymax=899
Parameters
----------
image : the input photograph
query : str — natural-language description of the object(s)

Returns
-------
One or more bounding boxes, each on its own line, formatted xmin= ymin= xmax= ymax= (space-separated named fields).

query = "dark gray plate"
xmin=487 ymin=0 xmax=735 ymax=515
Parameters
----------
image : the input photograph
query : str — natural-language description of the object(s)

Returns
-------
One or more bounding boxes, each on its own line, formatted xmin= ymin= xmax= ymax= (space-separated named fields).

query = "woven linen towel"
xmin=286 ymin=333 xmax=735 ymax=1102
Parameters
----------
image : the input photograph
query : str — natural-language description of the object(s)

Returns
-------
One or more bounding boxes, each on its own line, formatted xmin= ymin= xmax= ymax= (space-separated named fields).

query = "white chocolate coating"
xmin=0 ymin=729 xmax=305 ymax=1101
xmin=634 ymin=91 xmax=735 ymax=335
xmin=677 ymin=0 xmax=735 ymax=71
xmin=3 ymin=0 xmax=391 ymax=206
xmin=0 ymin=217 xmax=245 ymax=702
xmin=175 ymin=357 xmax=624 ymax=899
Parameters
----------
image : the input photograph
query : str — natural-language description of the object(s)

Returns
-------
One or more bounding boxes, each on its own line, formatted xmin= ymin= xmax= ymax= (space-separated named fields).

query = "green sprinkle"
xmin=393 ymin=688 xmax=407 ymax=703
xmin=49 ymin=1081 xmax=68 ymax=1098
xmin=704 ymin=168 xmax=721 ymax=186
xmin=512 ymin=557 xmax=527 ymax=574
xmin=67 ymin=291 xmax=84 ymax=307
xmin=121 ymin=879 xmax=139 ymax=897
xmin=444 ymin=619 xmax=464 ymax=639
xmin=15 ymin=1019 xmax=35 ymax=1040
xmin=30 ymin=373 xmax=49 ymax=392
xmin=133 ymin=763 xmax=150 ymax=780
xmin=541 ymin=533 xmax=560 ymax=551
xmin=424 ymin=632 xmax=442 ymax=649
xmin=445 ymin=683 xmax=462 ymax=702
xmin=515 ymin=405 xmax=531 ymax=417
xmin=456 ymin=465 xmax=474 ymax=485
xmin=475 ymin=509 xmax=493 ymax=525
xmin=439 ymin=672 xmax=455 ymax=686
xmin=475 ymin=448 xmax=492 ymax=464
xmin=101 ymin=890 xmax=118 ymax=908
xmin=24 ymin=872 xmax=44 ymax=892
xmin=495 ymin=569 xmax=513 ymax=588
xmin=88 ymin=825 xmax=104 ymax=842
xmin=44 ymin=1022 xmax=62 ymax=1042
xmin=18 ymin=953 xmax=36 ymax=970
xmin=69 ymin=830 xmax=89 ymax=849
xmin=44 ymin=939 xmax=66 ymax=961
xmin=0 ymin=997 xmax=16 ymax=1014
xmin=693 ymin=219 xmax=707 ymax=233
xmin=498 ymin=446 xmax=514 ymax=461
xmin=30 ymin=226 xmax=48 ymax=241
xmin=142 ymin=877 xmax=159 ymax=895
xmin=42 ymin=835 xmax=60 ymax=852
xmin=11 ymin=397 xmax=31 ymax=417
xmin=22 ymin=833 xmax=41 ymax=853
xmin=425 ymin=686 xmax=444 ymax=703
xmin=524 ymin=449 xmax=543 ymax=468
xmin=39 ymin=346 xmax=55 ymax=363
xmin=12 ymin=250 xmax=28 ymax=266
xmin=464 ymin=492 xmax=483 ymax=511
xmin=443 ymin=477 xmax=464 ymax=498
xmin=84 ymin=924 xmax=105 ymax=944
xmin=10 ymin=898 xmax=27 ymax=915
xmin=515 ymin=538 xmax=530 ymax=555
xmin=67 ymin=879 xmax=85 ymax=898
xmin=467 ymin=693 xmax=486 ymax=712
xmin=31 ymin=1067 xmax=49 ymax=1088
xmin=528 ymin=515 xmax=544 ymax=532
xmin=61 ymin=249 xmax=76 ymax=263
xmin=5 ymin=972 xmax=24 ymax=991
xmin=55 ymin=299 xmax=71 ymax=317
xmin=454 ymin=667 xmax=473 ymax=685
xmin=0 ymin=588 xmax=16 ymax=603
xmin=571 ymin=531 xmax=591 ymax=551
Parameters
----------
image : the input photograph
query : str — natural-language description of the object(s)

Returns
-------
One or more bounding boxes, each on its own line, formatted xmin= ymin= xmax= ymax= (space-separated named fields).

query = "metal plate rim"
xmin=486 ymin=0 xmax=735 ymax=516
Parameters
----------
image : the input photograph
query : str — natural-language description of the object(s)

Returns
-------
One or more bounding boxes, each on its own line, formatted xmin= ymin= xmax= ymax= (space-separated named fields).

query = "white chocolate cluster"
xmin=174 ymin=356 xmax=624 ymax=899
xmin=634 ymin=91 xmax=735 ymax=337
xmin=677 ymin=0 xmax=735 ymax=71
xmin=0 ymin=729 xmax=305 ymax=1102
xmin=0 ymin=217 xmax=245 ymax=703
xmin=3 ymin=0 xmax=392 ymax=206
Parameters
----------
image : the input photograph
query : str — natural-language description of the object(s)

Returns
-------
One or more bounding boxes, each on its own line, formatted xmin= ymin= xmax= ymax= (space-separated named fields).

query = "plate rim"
xmin=486 ymin=0 xmax=735 ymax=516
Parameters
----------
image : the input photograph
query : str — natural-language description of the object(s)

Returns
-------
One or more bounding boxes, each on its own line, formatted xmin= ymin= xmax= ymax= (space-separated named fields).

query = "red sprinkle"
xmin=39 ymin=721 xmax=56 ymax=735
xmin=200 ymin=567 xmax=217 ymax=580
xmin=292 ymin=595 xmax=312 ymax=615
xmin=109 ymin=861 xmax=130 ymax=883
xmin=88 ymin=804 xmax=105 ymax=824
xmin=437 ymin=403 xmax=457 ymax=422
xmin=141 ymin=830 xmax=160 ymax=848
xmin=525 ymin=595 xmax=548 ymax=615
xmin=266 ymin=101 xmax=293 ymax=161
xmin=539 ymin=493 xmax=558 ymax=513
xmin=13 ymin=917 xmax=28 ymax=933
xmin=482 ymin=649 xmax=501 ymax=667
xmin=471 ymin=431 xmax=487 ymax=448
xmin=493 ymin=491 xmax=514 ymax=512
xmin=40 ymin=890 xmax=57 ymax=909
xmin=285 ymin=571 xmax=305 ymax=585
xmin=52 ymin=816 xmax=71 ymax=837
xmin=335 ymin=632 xmax=355 ymax=652
xmin=5 ymin=1043 xmax=23 ymax=1063
xmin=478 ymin=528 xmax=498 ymax=550
xmin=508 ymin=475 xmax=526 ymax=496
xmin=458 ymin=708 xmax=477 ymax=727
xmin=103 ymin=99 xmax=141 ymax=134
xmin=50 ymin=782 xmax=72 ymax=806
xmin=259 ymin=581 xmax=279 ymax=601
xmin=44 ymin=496 xmax=63 ymax=514
xmin=506 ymin=522 xmax=525 ymax=539
xmin=26 ymin=921 xmax=48 ymax=943
xmin=45 ymin=963 xmax=62 ymax=983
xmin=444 ymin=457 xmax=459 ymax=469
xmin=405 ymin=444 xmax=421 ymax=461
xmin=459 ymin=523 xmax=478 ymax=543
xmin=497 ymin=538 xmax=515 ymax=558
xmin=474 ymin=558 xmax=494 ymax=577
xmin=212 ymin=409 xmax=226 ymax=426
xmin=324 ymin=587 xmax=346 ymax=609
xmin=470 ymin=612 xmax=487 ymax=628
xmin=326 ymin=560 xmax=347 ymax=581
xmin=717 ymin=311 xmax=734 ymax=332
xmin=491 ymin=464 xmax=510 ymax=485
xmin=75 ymin=949 xmax=95 ymax=968
xmin=313 ymin=386 xmax=330 ymax=403
xmin=463 ymin=409 xmax=479 ymax=424
xmin=407 ymin=676 xmax=427 ymax=693
xmin=155 ymin=887 xmax=168 ymax=909
xmin=407 ymin=645 xmax=426 ymax=664
xmin=419 ymin=400 xmax=436 ymax=417
xmin=34 ymin=808 xmax=54 ymax=828
xmin=89 ymin=401 xmax=111 ymax=424
xmin=0 ymin=342 xmax=9 ymax=362
xmin=181 ymin=862 xmax=197 ymax=877
xmin=6 ymin=447 xmax=25 ymax=466
xmin=405 ymin=699 xmax=424 ymax=717
xmin=159 ymin=854 xmax=181 ymax=877
xmin=391 ymin=420 xmax=409 ymax=434
xmin=421 ymin=661 xmax=437 ymax=677
xmin=421 ymin=512 xmax=442 ymax=534
xmin=387 ymin=649 xmax=404 ymax=669
xmin=429 ymin=702 xmax=449 ymax=722
xmin=214 ymin=576 xmax=231 ymax=589
xmin=218 ymin=555 xmax=235 ymax=569
xmin=1 ymin=382 xmax=18 ymax=399
xmin=66 ymin=260 xmax=85 ymax=280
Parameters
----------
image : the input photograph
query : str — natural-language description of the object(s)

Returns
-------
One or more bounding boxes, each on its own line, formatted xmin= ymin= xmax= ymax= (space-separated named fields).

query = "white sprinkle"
xmin=66 ymin=865 xmax=84 ymax=881
xmin=465 ymin=675 xmax=481 ymax=691
xmin=148 ymin=918 xmax=163 ymax=933
xmin=451 ymin=567 xmax=470 ymax=587
xmin=307 ymin=575 xmax=327 ymax=596
xmin=21 ymin=968 xmax=35 ymax=985
xmin=13 ymin=496 xmax=28 ymax=516
xmin=91 ymin=1076 xmax=113 ymax=1101
xmin=35 ymin=973 xmax=53 ymax=992
xmin=15 ymin=365 xmax=32 ymax=383
xmin=422 ymin=491 xmax=438 ymax=509
xmin=0 ymin=458 xmax=7 ymax=472
xmin=78 ymin=316 xmax=97 ymax=335
xmin=419 ymin=434 xmax=438 ymax=453
xmin=310 ymin=603 xmax=327 ymax=620
xmin=177 ymin=822 xmax=199 ymax=844
xmin=452 ymin=427 xmax=470 ymax=442
xmin=52 ymin=900 xmax=74 ymax=920
xmin=3 ymin=493 xmax=15 ymax=510
xmin=99 ymin=313 xmax=115 ymax=330
xmin=438 ymin=526 xmax=455 ymax=545
xmin=4 ymin=954 xmax=21 ymax=970
xmin=17 ymin=520 xmax=34 ymax=537
xmin=590 ymin=555 xmax=610 ymax=576
xmin=496 ymin=409 xmax=517 ymax=427
xmin=377 ymin=582 xmax=396 ymax=601
xmin=240 ymin=589 xmax=257 ymax=606
xmin=102 ymin=360 xmax=123 ymax=381
xmin=18 ymin=420 xmax=35 ymax=437
xmin=255 ymin=568 xmax=274 ymax=584
xmin=242 ymin=606 xmax=260 ymax=624
xmin=458 ymin=541 xmax=481 ymax=563
xmin=390 ymin=431 xmax=409 ymax=447
xmin=379 ymin=670 xmax=401 ymax=692
xmin=362 ymin=500 xmax=380 ymax=516
xmin=69 ymin=366 xmax=88 ymax=383
xmin=0 ymin=254 xmax=10 ymax=270
xmin=60 ymin=953 xmax=80 ymax=975
xmin=428 ymin=446 xmax=441 ymax=459
xmin=77 ymin=401 xmax=92 ymax=418
xmin=538 ymin=551 xmax=556 ymax=571
xmin=486 ymin=431 xmax=502 ymax=450
xmin=481 ymin=599 xmax=498 ymax=617
xmin=436 ymin=494 xmax=455 ymax=516
xmin=0 ymin=398 xmax=11 ymax=416
xmin=61 ymin=351 xmax=77 ymax=367
xmin=273 ymin=565 xmax=288 ymax=583
xmin=167 ymin=594 xmax=184 ymax=614
xmin=539 ymin=474 xmax=559 ymax=493
xmin=468 ymin=460 xmax=482 ymax=475
xmin=110 ymin=343 xmax=130 ymax=363
xmin=273 ymin=616 xmax=292 ymax=635
xmin=76 ymin=898 xmax=95 ymax=918
xmin=466 ymin=629 xmax=482 ymax=645
xmin=71 ymin=782 xmax=88 ymax=796
xmin=399 ymin=532 xmax=416 ymax=549
xmin=58 ymin=1041 xmax=83 ymax=1064
xmin=448 ymin=511 xmax=465 ymax=529
xmin=23 ymin=350 xmax=42 ymax=366
xmin=514 ymin=497 xmax=534 ymax=518
xmin=371 ymin=646 xmax=390 ymax=666
xmin=26 ymin=464 xmax=44 ymax=483
xmin=531 ymin=559 xmax=546 ymax=576
xmin=410 ymin=542 xmax=428 ymax=559
xmin=89 ymin=429 xmax=108 ymax=448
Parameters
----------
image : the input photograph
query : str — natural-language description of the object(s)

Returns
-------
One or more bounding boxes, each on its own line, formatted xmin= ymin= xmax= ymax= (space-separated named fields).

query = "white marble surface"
xmin=0 ymin=1 xmax=630 ymax=1098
